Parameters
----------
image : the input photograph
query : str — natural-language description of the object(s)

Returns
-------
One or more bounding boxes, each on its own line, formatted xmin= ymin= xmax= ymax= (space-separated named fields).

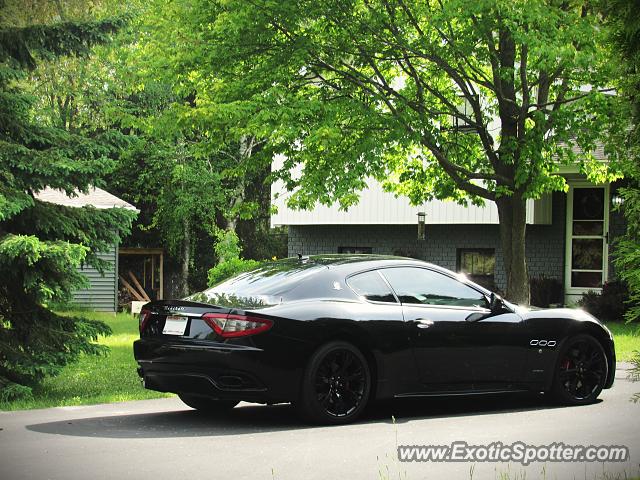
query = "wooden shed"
xmin=117 ymin=247 xmax=164 ymax=309
xmin=35 ymin=187 xmax=138 ymax=312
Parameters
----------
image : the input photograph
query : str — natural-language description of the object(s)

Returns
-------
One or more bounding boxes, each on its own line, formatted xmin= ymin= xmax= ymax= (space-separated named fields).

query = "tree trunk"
xmin=217 ymin=135 xmax=253 ymax=262
xmin=496 ymin=193 xmax=530 ymax=305
xmin=178 ymin=217 xmax=190 ymax=297
xmin=226 ymin=216 xmax=237 ymax=234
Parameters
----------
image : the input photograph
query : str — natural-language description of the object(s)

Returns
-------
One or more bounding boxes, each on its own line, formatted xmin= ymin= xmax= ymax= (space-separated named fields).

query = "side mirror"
xmin=465 ymin=311 xmax=487 ymax=322
xmin=467 ymin=293 xmax=509 ymax=322
xmin=489 ymin=292 xmax=506 ymax=314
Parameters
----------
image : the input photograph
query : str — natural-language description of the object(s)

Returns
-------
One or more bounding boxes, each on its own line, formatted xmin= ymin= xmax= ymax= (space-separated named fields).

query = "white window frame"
xmin=564 ymin=180 xmax=610 ymax=304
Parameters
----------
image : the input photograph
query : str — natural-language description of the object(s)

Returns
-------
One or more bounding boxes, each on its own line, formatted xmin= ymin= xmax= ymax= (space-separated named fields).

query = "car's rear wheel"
xmin=550 ymin=334 xmax=608 ymax=405
xmin=178 ymin=393 xmax=239 ymax=413
xmin=297 ymin=341 xmax=371 ymax=425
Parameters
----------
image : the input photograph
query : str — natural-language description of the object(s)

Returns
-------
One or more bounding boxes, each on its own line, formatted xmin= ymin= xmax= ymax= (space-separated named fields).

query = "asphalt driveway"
xmin=1 ymin=364 xmax=639 ymax=480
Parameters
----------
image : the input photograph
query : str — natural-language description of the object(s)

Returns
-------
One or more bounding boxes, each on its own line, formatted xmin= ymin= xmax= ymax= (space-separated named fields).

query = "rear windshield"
xmin=186 ymin=259 xmax=327 ymax=308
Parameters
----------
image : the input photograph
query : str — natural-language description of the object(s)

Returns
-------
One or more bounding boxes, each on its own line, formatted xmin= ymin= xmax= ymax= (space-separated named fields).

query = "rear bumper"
xmin=133 ymin=339 xmax=302 ymax=403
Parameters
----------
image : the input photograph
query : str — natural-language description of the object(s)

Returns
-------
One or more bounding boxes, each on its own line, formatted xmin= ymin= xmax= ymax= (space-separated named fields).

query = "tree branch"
xmin=419 ymin=135 xmax=496 ymax=201
xmin=517 ymin=43 xmax=529 ymax=143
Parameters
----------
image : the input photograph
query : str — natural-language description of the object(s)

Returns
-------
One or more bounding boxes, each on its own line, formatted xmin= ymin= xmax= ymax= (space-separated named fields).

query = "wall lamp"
xmin=417 ymin=211 xmax=426 ymax=241
xmin=611 ymin=194 xmax=624 ymax=208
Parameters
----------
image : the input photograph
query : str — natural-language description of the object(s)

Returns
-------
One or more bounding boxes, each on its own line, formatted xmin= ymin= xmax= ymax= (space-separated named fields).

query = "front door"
xmin=379 ymin=266 xmax=527 ymax=392
xmin=564 ymin=184 xmax=610 ymax=304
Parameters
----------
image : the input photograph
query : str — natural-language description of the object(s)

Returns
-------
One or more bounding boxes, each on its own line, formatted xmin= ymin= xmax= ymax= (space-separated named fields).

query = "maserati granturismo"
xmin=133 ymin=255 xmax=615 ymax=424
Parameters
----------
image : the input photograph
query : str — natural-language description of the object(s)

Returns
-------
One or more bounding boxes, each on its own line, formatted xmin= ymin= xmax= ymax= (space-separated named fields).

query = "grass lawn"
xmin=605 ymin=321 xmax=640 ymax=362
xmin=0 ymin=312 xmax=637 ymax=412
xmin=0 ymin=310 xmax=172 ymax=411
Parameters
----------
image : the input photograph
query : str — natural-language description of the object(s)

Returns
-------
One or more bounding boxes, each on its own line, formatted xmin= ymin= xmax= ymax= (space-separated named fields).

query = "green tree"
xmin=0 ymin=16 xmax=135 ymax=399
xmin=99 ymin=0 xmax=276 ymax=295
xmin=602 ymin=0 xmax=640 ymax=398
xmin=10 ymin=0 xmax=249 ymax=297
xmin=183 ymin=0 xmax=627 ymax=303
xmin=606 ymin=0 xmax=640 ymax=325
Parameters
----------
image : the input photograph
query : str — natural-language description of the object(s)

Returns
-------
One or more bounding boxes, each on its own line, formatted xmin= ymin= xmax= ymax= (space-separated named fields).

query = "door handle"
xmin=415 ymin=319 xmax=434 ymax=329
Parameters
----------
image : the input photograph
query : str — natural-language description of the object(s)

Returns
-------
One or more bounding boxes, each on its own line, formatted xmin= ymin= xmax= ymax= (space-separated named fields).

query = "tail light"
xmin=139 ymin=309 xmax=152 ymax=334
xmin=202 ymin=313 xmax=273 ymax=338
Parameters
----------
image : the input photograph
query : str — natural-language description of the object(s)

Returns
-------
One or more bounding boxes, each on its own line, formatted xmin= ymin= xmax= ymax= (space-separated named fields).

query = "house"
xmin=271 ymin=152 xmax=626 ymax=306
xmin=35 ymin=187 xmax=139 ymax=312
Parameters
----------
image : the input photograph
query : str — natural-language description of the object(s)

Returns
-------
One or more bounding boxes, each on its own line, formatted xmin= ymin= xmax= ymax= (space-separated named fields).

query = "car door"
xmin=380 ymin=267 xmax=527 ymax=393
xmin=345 ymin=269 xmax=420 ymax=395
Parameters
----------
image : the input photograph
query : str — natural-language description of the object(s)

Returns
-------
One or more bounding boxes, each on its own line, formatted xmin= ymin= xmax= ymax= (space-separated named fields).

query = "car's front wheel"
xmin=178 ymin=393 xmax=239 ymax=413
xmin=297 ymin=341 xmax=371 ymax=425
xmin=550 ymin=334 xmax=608 ymax=405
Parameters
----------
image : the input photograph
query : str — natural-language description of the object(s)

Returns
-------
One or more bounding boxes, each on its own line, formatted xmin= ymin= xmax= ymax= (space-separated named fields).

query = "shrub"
xmin=215 ymin=229 xmax=243 ymax=263
xmin=529 ymin=276 xmax=563 ymax=308
xmin=615 ymin=230 xmax=640 ymax=323
xmin=613 ymin=186 xmax=640 ymax=323
xmin=578 ymin=280 xmax=629 ymax=322
xmin=207 ymin=257 xmax=261 ymax=286
xmin=207 ymin=230 xmax=261 ymax=286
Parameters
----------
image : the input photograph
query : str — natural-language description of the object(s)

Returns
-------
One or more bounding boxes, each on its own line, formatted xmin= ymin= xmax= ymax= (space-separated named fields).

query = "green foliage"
xmin=0 ymin=14 xmax=135 ymax=399
xmin=215 ymin=229 xmax=243 ymax=263
xmin=578 ymin=281 xmax=630 ymax=323
xmin=0 ymin=311 xmax=172 ymax=410
xmin=602 ymin=0 xmax=640 ymax=399
xmin=172 ymin=0 xmax=626 ymax=302
xmin=0 ymin=307 xmax=112 ymax=401
xmin=614 ymin=188 xmax=640 ymax=323
xmin=602 ymin=0 xmax=640 ymax=124
xmin=91 ymin=2 xmax=276 ymax=294
xmin=604 ymin=0 xmax=640 ymax=325
xmin=0 ymin=18 xmax=126 ymax=70
xmin=208 ymin=230 xmax=260 ymax=286
xmin=208 ymin=257 xmax=261 ymax=287
xmin=7 ymin=0 xmax=275 ymax=299
xmin=192 ymin=0 xmax=625 ymax=206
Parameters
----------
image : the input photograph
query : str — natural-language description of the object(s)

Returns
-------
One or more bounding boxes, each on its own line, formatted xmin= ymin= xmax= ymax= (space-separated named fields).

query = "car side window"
xmin=347 ymin=271 xmax=398 ymax=303
xmin=381 ymin=267 xmax=488 ymax=308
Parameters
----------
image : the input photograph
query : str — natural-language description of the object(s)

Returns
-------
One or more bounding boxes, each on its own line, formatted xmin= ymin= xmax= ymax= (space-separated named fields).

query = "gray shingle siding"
xmin=288 ymin=192 xmax=567 ymax=293
xmin=72 ymin=244 xmax=118 ymax=312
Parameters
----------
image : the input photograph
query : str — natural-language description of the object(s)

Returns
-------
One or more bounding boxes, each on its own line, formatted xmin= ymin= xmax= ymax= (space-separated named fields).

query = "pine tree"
xmin=0 ymin=17 xmax=135 ymax=400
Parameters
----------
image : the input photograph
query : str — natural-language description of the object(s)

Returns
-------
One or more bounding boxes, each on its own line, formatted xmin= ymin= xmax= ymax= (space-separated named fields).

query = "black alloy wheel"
xmin=551 ymin=334 xmax=608 ymax=405
xmin=298 ymin=341 xmax=371 ymax=424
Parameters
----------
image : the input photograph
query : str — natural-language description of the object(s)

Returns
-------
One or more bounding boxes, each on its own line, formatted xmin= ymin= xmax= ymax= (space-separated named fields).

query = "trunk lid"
xmin=140 ymin=300 xmax=231 ymax=340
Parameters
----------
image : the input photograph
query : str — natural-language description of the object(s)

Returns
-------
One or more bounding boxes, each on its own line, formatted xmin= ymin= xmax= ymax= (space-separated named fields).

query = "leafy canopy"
xmin=181 ymin=0 xmax=626 ymax=210
xmin=103 ymin=0 xmax=275 ymax=294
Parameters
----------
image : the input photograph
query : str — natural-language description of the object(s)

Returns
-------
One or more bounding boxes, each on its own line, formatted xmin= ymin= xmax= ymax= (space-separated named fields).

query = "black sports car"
xmin=133 ymin=255 xmax=615 ymax=424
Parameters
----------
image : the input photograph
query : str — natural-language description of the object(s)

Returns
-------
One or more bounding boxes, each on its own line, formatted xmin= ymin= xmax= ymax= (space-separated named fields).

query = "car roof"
xmin=296 ymin=254 xmax=446 ymax=274
xmin=294 ymin=254 xmax=492 ymax=295
xmin=191 ymin=254 xmax=493 ymax=307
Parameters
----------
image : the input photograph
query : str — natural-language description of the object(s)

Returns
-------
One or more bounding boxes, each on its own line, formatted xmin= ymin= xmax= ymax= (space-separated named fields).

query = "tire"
xmin=178 ymin=393 xmax=239 ymax=413
xmin=297 ymin=341 xmax=371 ymax=425
xmin=550 ymin=334 xmax=608 ymax=405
